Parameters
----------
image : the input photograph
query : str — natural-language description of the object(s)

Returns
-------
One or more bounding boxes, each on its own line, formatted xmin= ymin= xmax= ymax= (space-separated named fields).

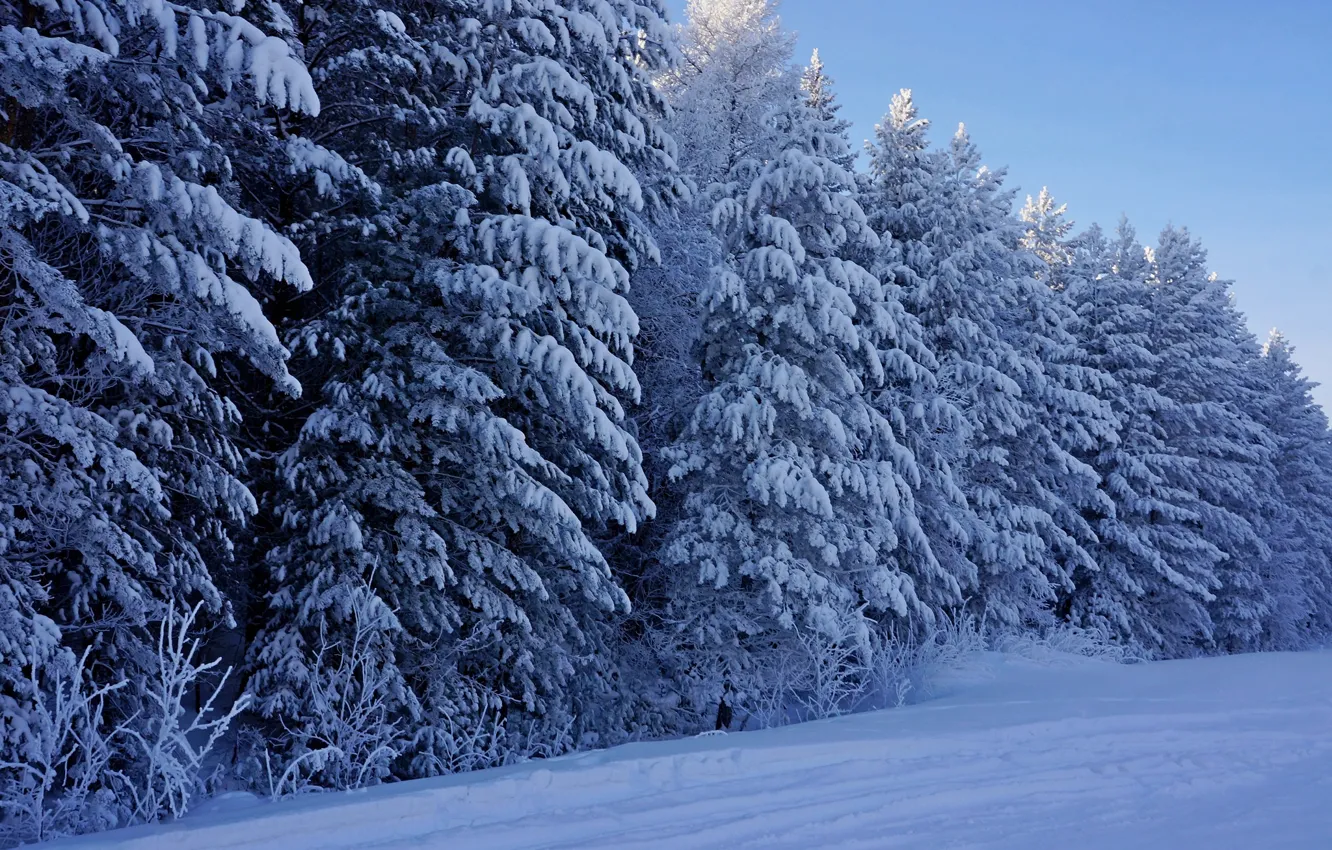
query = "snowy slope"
xmin=50 ymin=651 xmax=1332 ymax=849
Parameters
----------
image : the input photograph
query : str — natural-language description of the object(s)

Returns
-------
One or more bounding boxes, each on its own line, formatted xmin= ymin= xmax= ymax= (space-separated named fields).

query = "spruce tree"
xmin=618 ymin=0 xmax=801 ymax=726
xmin=249 ymin=0 xmax=681 ymax=779
xmin=1020 ymin=187 xmax=1075 ymax=289
xmin=1061 ymin=221 xmax=1222 ymax=652
xmin=1 ymin=0 xmax=319 ymax=828
xmin=630 ymin=0 xmax=797 ymax=470
xmin=1252 ymin=331 xmax=1332 ymax=647
xmin=1146 ymin=227 xmax=1277 ymax=652
xmin=864 ymin=102 xmax=1111 ymax=626
xmin=662 ymin=72 xmax=936 ymax=720
xmin=800 ymin=49 xmax=856 ymax=171
xmin=859 ymin=92 xmax=979 ymax=618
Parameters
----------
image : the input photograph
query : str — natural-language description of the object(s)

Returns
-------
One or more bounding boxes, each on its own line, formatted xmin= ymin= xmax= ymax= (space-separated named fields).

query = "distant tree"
xmin=1020 ymin=187 xmax=1075 ymax=289
xmin=1061 ymin=222 xmax=1222 ymax=652
xmin=1146 ymin=228 xmax=1278 ymax=652
xmin=1250 ymin=331 xmax=1332 ymax=647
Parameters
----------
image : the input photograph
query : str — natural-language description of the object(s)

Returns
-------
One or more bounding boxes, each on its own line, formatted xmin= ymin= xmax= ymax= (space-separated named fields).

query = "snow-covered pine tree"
xmin=662 ymin=69 xmax=937 ymax=722
xmin=811 ymin=66 xmax=965 ymax=629
xmin=628 ymin=0 xmax=797 ymax=472
xmin=663 ymin=0 xmax=797 ymax=191
xmin=1020 ymin=187 xmax=1075 ymax=290
xmin=1060 ymin=221 xmax=1222 ymax=653
xmin=249 ymin=0 xmax=681 ymax=780
xmin=857 ymin=91 xmax=979 ymax=620
xmin=1146 ymin=227 xmax=1278 ymax=652
xmin=864 ymin=102 xmax=1111 ymax=627
xmin=614 ymin=0 xmax=800 ymax=728
xmin=1006 ymin=186 xmax=1119 ymax=625
xmin=635 ymin=39 xmax=853 ymax=473
xmin=1251 ymin=331 xmax=1332 ymax=647
xmin=800 ymin=49 xmax=855 ymax=171
xmin=173 ymin=0 xmax=378 ymax=650
xmin=1 ymin=0 xmax=318 ymax=831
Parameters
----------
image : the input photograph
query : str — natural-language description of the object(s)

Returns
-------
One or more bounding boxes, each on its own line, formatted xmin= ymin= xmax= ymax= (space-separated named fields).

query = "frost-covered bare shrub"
xmin=734 ymin=610 xmax=879 ymax=728
xmin=992 ymin=620 xmax=1147 ymax=665
xmin=788 ymin=616 xmax=875 ymax=722
xmin=918 ymin=613 xmax=989 ymax=673
xmin=120 ymin=603 xmax=248 ymax=823
xmin=412 ymin=705 xmax=577 ymax=778
xmin=0 ymin=604 xmax=244 ymax=847
xmin=260 ymin=588 xmax=405 ymax=797
xmin=860 ymin=613 xmax=991 ymax=707
xmin=0 ymin=649 xmax=123 ymax=846
xmin=411 ymin=698 xmax=515 ymax=778
xmin=864 ymin=629 xmax=919 ymax=711
xmin=701 ymin=608 xmax=1143 ymax=736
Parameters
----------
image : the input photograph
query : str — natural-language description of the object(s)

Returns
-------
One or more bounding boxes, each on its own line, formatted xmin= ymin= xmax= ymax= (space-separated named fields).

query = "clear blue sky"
xmin=665 ymin=0 xmax=1332 ymax=410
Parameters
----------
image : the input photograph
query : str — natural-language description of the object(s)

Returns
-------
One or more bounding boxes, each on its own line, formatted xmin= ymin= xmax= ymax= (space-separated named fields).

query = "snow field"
xmin=51 ymin=650 xmax=1332 ymax=849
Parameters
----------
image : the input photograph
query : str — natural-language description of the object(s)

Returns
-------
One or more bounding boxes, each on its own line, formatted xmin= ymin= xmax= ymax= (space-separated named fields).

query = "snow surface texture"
xmin=49 ymin=651 xmax=1332 ymax=849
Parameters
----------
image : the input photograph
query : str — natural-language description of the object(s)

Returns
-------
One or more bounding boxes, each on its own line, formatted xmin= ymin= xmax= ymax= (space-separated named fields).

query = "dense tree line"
xmin=3 ymin=0 xmax=1329 ymax=840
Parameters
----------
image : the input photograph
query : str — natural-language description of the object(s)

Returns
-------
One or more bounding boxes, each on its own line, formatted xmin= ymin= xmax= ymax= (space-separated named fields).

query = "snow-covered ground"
xmin=50 ymin=650 xmax=1332 ymax=849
